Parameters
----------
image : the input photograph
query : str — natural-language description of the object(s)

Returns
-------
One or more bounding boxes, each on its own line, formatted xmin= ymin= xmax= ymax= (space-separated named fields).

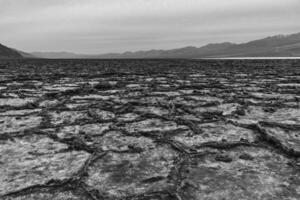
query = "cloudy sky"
xmin=1 ymin=0 xmax=300 ymax=54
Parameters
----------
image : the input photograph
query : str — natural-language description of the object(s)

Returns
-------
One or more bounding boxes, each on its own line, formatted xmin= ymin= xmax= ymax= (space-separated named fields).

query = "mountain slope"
xmin=0 ymin=43 xmax=23 ymax=59
xmin=15 ymin=50 xmax=35 ymax=58
xmin=212 ymin=33 xmax=300 ymax=57
xmin=30 ymin=32 xmax=300 ymax=59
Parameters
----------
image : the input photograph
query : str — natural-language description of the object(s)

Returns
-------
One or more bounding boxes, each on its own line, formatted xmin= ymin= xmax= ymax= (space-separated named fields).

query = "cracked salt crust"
xmin=85 ymin=145 xmax=177 ymax=198
xmin=0 ymin=135 xmax=90 ymax=196
xmin=0 ymin=98 xmax=37 ymax=107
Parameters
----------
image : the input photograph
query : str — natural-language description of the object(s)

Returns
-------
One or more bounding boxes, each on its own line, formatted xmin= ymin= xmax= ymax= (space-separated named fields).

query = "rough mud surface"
xmin=0 ymin=59 xmax=299 ymax=200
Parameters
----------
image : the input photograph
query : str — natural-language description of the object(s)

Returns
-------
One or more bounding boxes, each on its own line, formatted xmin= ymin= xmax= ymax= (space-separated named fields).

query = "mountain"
xmin=30 ymin=32 xmax=300 ymax=58
xmin=95 ymin=33 xmax=300 ymax=58
xmin=96 ymin=42 xmax=237 ymax=59
xmin=29 ymin=43 xmax=237 ymax=59
xmin=0 ymin=43 xmax=23 ymax=59
xmin=213 ymin=33 xmax=300 ymax=57
xmin=15 ymin=49 xmax=36 ymax=58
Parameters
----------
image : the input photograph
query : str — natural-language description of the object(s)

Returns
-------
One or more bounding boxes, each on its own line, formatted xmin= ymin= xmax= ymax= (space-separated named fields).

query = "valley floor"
xmin=0 ymin=59 xmax=299 ymax=200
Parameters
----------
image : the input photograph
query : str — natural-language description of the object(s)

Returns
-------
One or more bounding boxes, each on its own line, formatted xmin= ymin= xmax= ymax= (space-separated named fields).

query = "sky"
xmin=0 ymin=0 xmax=300 ymax=54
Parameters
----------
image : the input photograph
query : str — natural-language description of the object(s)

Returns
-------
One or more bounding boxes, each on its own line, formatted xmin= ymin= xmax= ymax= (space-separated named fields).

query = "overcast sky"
xmin=1 ymin=0 xmax=300 ymax=54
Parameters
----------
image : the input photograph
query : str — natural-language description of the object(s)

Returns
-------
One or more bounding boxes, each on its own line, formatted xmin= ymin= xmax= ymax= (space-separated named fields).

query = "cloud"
xmin=0 ymin=0 xmax=300 ymax=53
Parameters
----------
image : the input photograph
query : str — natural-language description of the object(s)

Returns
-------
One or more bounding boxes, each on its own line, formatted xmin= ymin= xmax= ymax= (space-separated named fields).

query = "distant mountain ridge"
xmin=0 ymin=43 xmax=23 ymax=59
xmin=30 ymin=32 xmax=300 ymax=58
xmin=1 ymin=32 xmax=300 ymax=59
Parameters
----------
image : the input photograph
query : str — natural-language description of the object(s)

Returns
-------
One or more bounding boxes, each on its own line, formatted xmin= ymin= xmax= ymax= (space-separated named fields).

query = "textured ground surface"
xmin=0 ymin=59 xmax=299 ymax=200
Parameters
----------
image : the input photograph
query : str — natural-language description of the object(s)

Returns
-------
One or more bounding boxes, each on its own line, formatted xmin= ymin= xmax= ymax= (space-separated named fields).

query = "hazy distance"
xmin=1 ymin=0 xmax=300 ymax=54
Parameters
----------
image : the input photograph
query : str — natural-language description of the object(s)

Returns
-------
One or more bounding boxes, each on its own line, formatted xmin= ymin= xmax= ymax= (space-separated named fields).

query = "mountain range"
xmin=1 ymin=32 xmax=300 ymax=59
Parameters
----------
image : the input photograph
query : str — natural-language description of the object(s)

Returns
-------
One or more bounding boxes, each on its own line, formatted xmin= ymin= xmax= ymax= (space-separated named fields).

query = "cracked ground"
xmin=0 ymin=59 xmax=299 ymax=200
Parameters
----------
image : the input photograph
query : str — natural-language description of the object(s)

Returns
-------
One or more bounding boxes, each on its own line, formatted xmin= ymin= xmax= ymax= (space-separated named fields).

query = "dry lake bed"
xmin=0 ymin=59 xmax=299 ymax=200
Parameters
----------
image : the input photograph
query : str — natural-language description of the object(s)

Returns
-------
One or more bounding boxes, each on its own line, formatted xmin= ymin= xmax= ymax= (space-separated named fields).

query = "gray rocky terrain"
xmin=0 ymin=59 xmax=299 ymax=200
